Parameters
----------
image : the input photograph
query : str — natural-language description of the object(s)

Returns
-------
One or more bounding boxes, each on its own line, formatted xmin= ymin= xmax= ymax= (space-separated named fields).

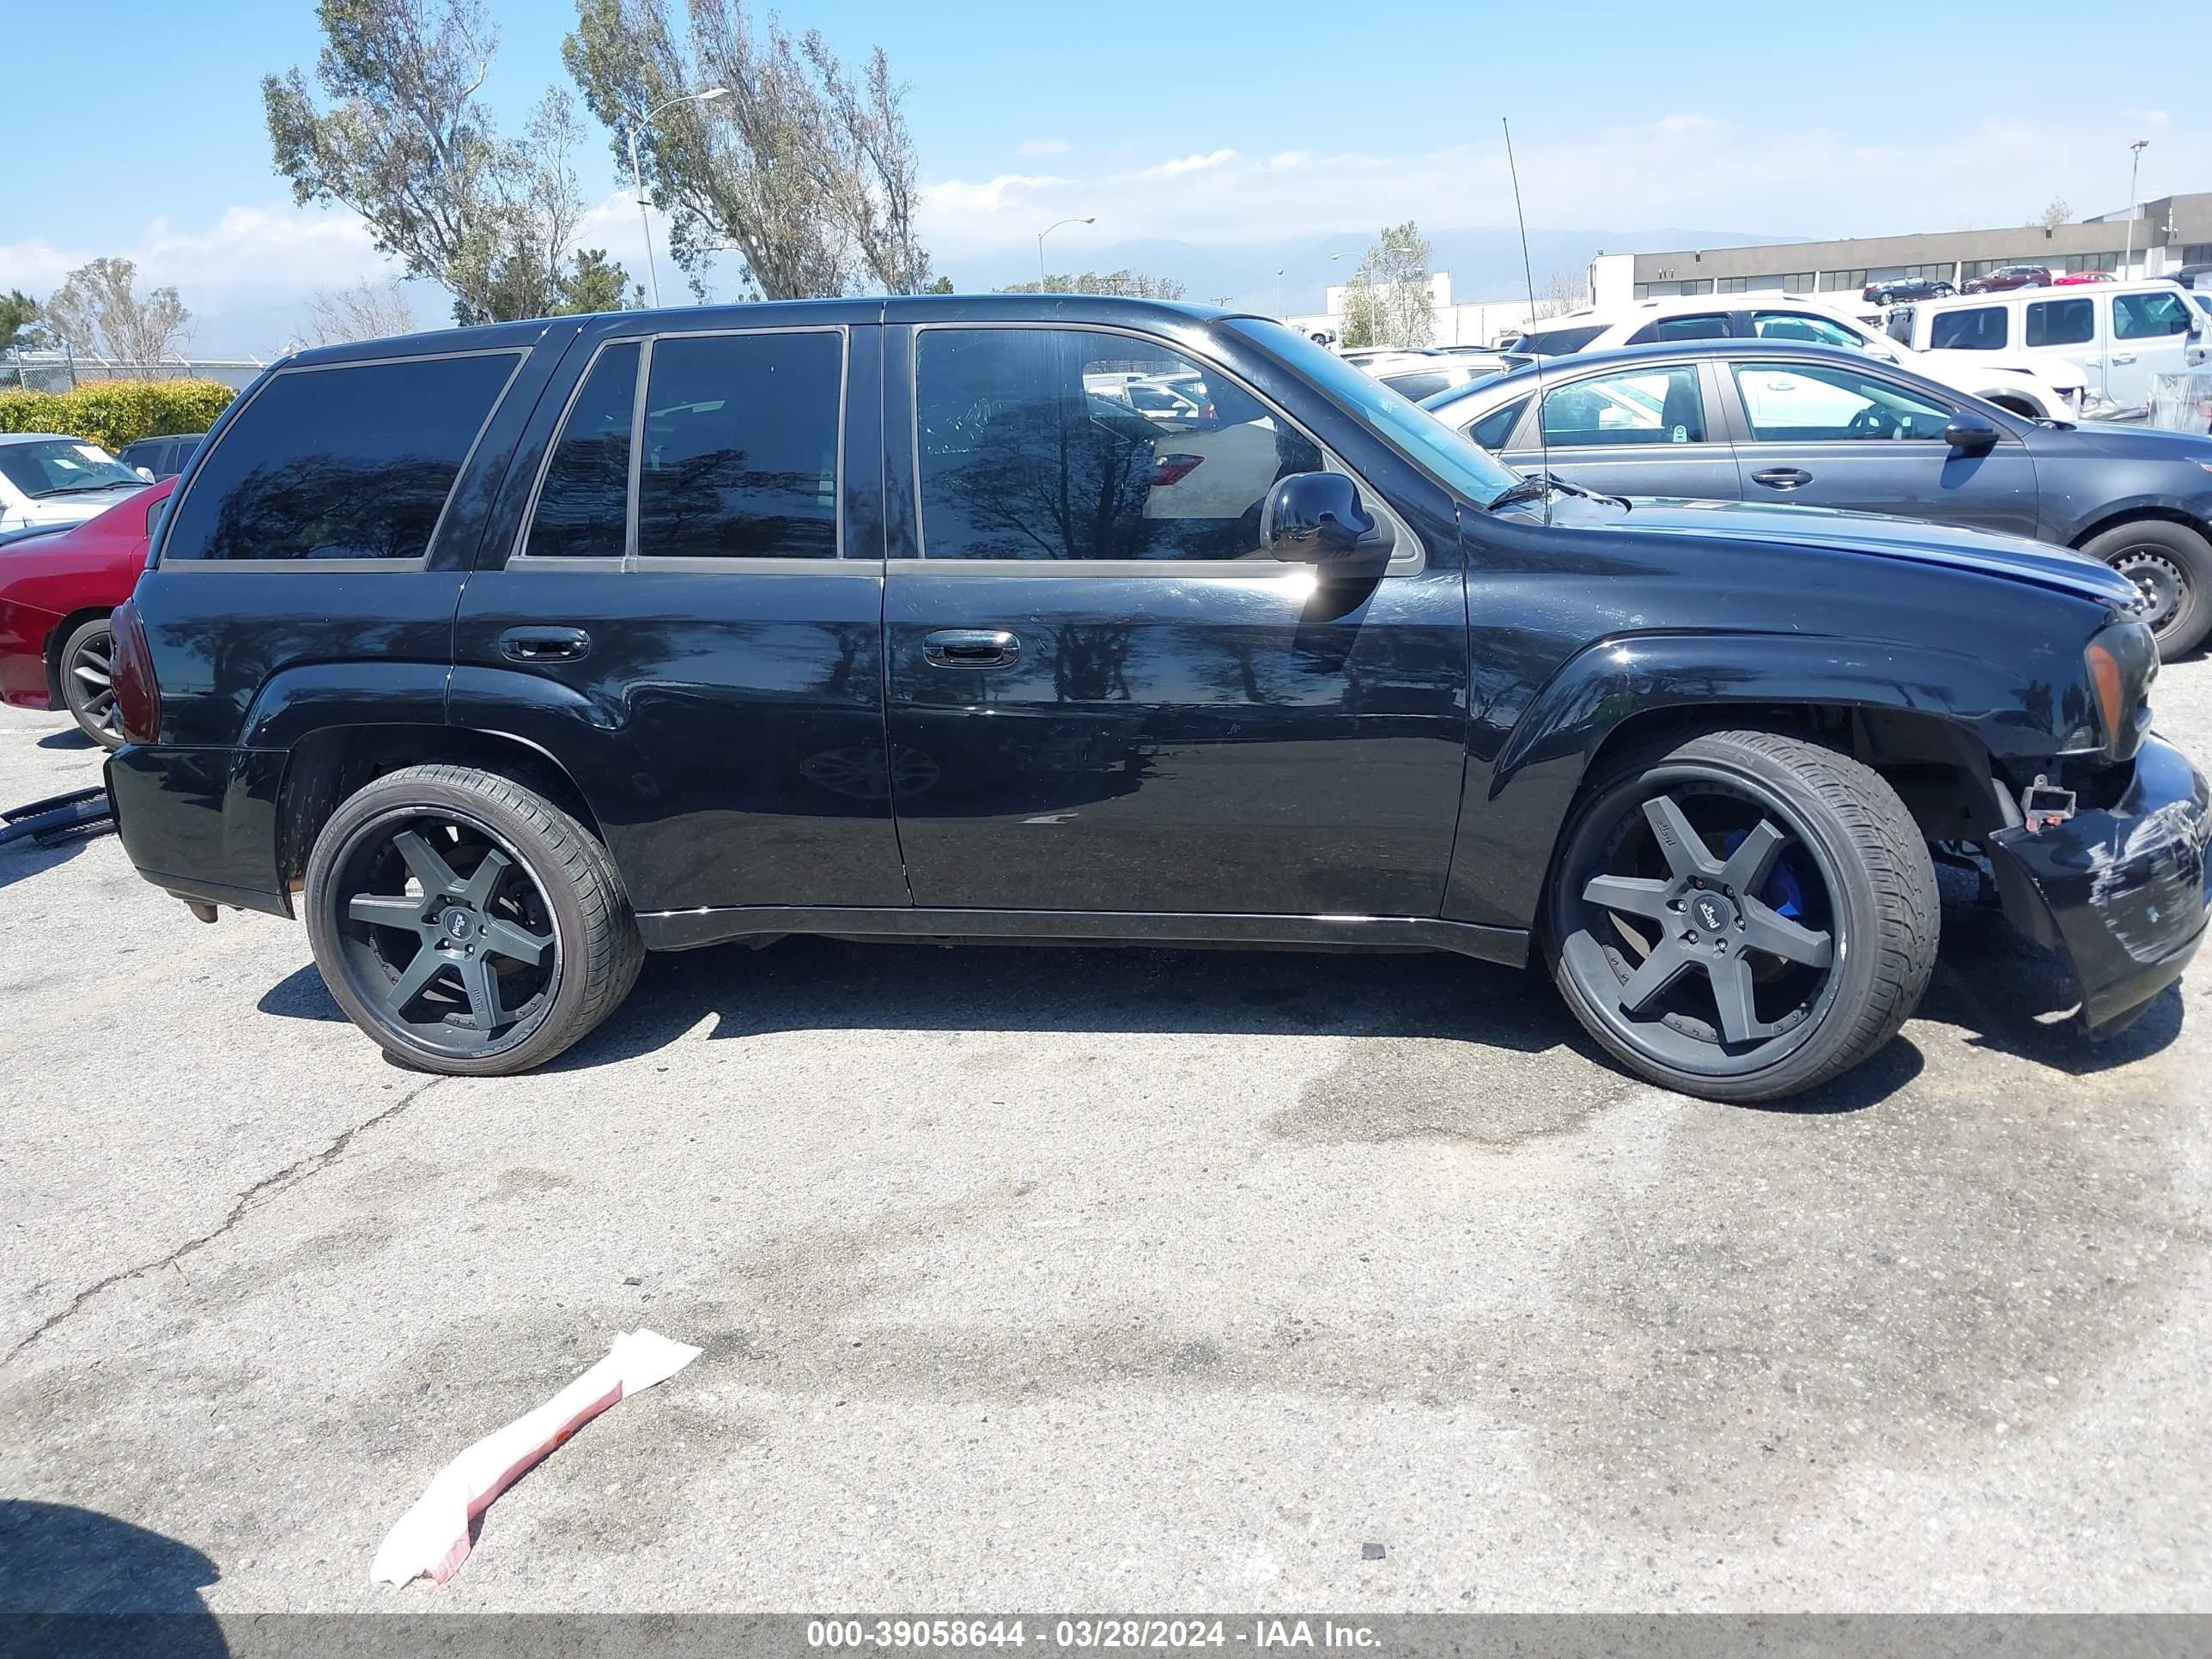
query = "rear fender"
xmin=1442 ymin=629 xmax=2088 ymax=929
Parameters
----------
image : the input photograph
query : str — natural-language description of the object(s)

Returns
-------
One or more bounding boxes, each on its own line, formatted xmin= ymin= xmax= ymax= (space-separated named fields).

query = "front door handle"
xmin=497 ymin=625 xmax=592 ymax=664
xmin=922 ymin=629 xmax=1021 ymax=669
xmin=1752 ymin=467 xmax=1814 ymax=490
xmin=2111 ymin=353 xmax=2136 ymax=365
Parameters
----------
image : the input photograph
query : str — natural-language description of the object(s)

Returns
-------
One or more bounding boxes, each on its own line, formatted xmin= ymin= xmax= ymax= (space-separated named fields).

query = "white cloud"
xmin=1017 ymin=137 xmax=1069 ymax=156
xmin=919 ymin=112 xmax=2205 ymax=262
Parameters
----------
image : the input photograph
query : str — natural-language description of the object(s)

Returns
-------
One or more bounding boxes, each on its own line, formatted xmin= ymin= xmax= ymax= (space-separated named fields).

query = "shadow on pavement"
xmin=0 ymin=1499 xmax=225 ymax=1656
xmin=36 ymin=727 xmax=96 ymax=751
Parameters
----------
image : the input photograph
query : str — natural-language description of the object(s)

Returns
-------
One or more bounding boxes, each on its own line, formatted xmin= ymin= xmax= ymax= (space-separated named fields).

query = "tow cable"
xmin=0 ymin=785 xmax=114 ymax=849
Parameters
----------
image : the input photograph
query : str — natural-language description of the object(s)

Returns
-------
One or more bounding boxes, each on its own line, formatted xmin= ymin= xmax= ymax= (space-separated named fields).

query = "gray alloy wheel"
xmin=58 ymin=616 xmax=125 ymax=749
xmin=302 ymin=764 xmax=643 ymax=1076
xmin=1545 ymin=730 xmax=1938 ymax=1103
xmin=2081 ymin=519 xmax=2212 ymax=658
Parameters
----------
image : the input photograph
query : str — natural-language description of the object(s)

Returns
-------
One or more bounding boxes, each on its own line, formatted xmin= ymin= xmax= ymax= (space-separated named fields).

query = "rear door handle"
xmin=497 ymin=625 xmax=592 ymax=664
xmin=921 ymin=629 xmax=1021 ymax=669
xmin=2111 ymin=354 xmax=2136 ymax=365
xmin=1752 ymin=468 xmax=1814 ymax=490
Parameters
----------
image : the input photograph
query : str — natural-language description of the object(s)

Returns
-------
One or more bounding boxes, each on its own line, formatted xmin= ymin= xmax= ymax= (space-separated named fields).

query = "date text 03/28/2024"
xmin=805 ymin=1620 xmax=1382 ymax=1650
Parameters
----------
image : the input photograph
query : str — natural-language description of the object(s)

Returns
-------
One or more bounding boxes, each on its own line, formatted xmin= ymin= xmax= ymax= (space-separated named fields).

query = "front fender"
xmin=1442 ymin=629 xmax=2094 ymax=930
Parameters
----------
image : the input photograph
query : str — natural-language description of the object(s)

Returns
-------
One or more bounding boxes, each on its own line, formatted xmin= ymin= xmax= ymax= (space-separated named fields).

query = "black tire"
xmin=1543 ymin=729 xmax=1938 ymax=1103
xmin=303 ymin=764 xmax=643 ymax=1076
xmin=58 ymin=615 xmax=124 ymax=749
xmin=2081 ymin=520 xmax=2212 ymax=657
xmin=1874 ymin=290 xmax=1893 ymax=306
xmin=1934 ymin=283 xmax=1954 ymax=297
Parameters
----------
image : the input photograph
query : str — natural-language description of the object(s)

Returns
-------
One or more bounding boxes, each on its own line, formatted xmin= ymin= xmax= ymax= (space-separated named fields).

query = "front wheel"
xmin=2082 ymin=520 xmax=2212 ymax=657
xmin=1934 ymin=283 xmax=1954 ymax=297
xmin=303 ymin=764 xmax=643 ymax=1075
xmin=1544 ymin=730 xmax=1938 ymax=1103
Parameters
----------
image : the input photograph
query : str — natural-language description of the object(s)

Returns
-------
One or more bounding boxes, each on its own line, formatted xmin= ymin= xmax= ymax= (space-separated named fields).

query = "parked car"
xmin=1424 ymin=337 xmax=2212 ymax=654
xmin=1962 ymin=264 xmax=2052 ymax=295
xmin=0 ymin=433 xmax=151 ymax=534
xmin=2054 ymin=270 xmax=2115 ymax=286
xmin=115 ymin=432 xmax=207 ymax=481
xmin=0 ymin=477 xmax=173 ymax=745
xmin=1863 ymin=276 xmax=1955 ymax=305
xmin=2171 ymin=264 xmax=2212 ymax=292
xmin=1498 ymin=293 xmax=2094 ymax=421
xmin=103 ymin=297 xmax=2203 ymax=1107
xmin=1891 ymin=279 xmax=2209 ymax=418
xmin=1371 ymin=355 xmax=1506 ymax=402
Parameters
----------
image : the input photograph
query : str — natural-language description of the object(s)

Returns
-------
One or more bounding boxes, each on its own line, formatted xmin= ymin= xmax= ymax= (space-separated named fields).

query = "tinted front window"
xmin=1732 ymin=362 xmax=1954 ymax=442
xmin=917 ymin=327 xmax=1322 ymax=561
xmin=637 ymin=331 xmax=842 ymax=558
xmin=161 ymin=353 xmax=517 ymax=562
xmin=1468 ymin=397 xmax=1529 ymax=452
xmin=2026 ymin=298 xmax=2094 ymax=348
xmin=1929 ymin=307 xmax=2007 ymax=350
xmin=526 ymin=341 xmax=638 ymax=558
xmin=2113 ymin=290 xmax=2193 ymax=341
xmin=1542 ymin=366 xmax=1705 ymax=447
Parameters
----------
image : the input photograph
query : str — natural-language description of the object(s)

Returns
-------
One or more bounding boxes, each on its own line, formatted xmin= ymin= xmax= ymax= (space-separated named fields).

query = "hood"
xmin=2 ymin=490 xmax=143 ymax=530
xmin=1577 ymin=497 xmax=2139 ymax=607
xmin=2028 ymin=420 xmax=2212 ymax=462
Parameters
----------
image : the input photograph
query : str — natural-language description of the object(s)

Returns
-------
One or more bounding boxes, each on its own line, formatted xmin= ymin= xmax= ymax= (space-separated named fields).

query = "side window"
xmin=1632 ymin=313 xmax=1729 ymax=343
xmin=526 ymin=341 xmax=639 ymax=558
xmin=1732 ymin=362 xmax=1955 ymax=442
xmin=1540 ymin=365 xmax=1705 ymax=447
xmin=1929 ymin=307 xmax=2008 ymax=351
xmin=1750 ymin=312 xmax=1864 ymax=349
xmin=637 ymin=331 xmax=842 ymax=558
xmin=161 ymin=352 xmax=518 ymax=562
xmin=2026 ymin=299 xmax=2094 ymax=348
xmin=1468 ymin=396 xmax=1529 ymax=452
xmin=2113 ymin=291 xmax=2192 ymax=341
xmin=915 ymin=328 xmax=1322 ymax=561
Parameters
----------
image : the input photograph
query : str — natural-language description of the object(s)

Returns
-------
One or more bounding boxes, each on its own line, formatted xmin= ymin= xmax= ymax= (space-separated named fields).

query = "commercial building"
xmin=1285 ymin=270 xmax=1540 ymax=349
xmin=1591 ymin=191 xmax=2212 ymax=308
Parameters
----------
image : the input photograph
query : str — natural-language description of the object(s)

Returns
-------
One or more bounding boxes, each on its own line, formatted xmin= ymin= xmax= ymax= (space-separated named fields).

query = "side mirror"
xmin=134 ymin=466 xmax=156 ymax=483
xmin=1944 ymin=411 xmax=2001 ymax=452
xmin=1261 ymin=471 xmax=1395 ymax=575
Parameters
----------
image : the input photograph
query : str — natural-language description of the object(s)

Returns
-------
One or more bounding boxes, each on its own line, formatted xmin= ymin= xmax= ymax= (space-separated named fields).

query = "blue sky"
xmin=2 ymin=0 xmax=2191 ymax=352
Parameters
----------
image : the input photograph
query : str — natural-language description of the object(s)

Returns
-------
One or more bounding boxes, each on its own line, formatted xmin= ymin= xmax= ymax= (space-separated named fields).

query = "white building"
xmin=1284 ymin=270 xmax=1547 ymax=349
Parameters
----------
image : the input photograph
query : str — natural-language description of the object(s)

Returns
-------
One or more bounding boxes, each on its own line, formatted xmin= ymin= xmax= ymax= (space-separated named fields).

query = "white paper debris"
xmin=371 ymin=1328 xmax=702 ymax=1587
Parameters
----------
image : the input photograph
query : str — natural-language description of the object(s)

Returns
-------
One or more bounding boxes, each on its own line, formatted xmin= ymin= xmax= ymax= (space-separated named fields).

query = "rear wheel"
xmin=2082 ymin=519 xmax=2212 ymax=657
xmin=303 ymin=764 xmax=643 ymax=1076
xmin=58 ymin=616 xmax=124 ymax=749
xmin=1545 ymin=730 xmax=1937 ymax=1103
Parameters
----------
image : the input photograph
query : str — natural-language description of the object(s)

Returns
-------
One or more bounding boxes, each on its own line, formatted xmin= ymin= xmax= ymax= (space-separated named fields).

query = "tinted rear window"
xmin=161 ymin=352 xmax=519 ymax=562
xmin=1509 ymin=325 xmax=1607 ymax=356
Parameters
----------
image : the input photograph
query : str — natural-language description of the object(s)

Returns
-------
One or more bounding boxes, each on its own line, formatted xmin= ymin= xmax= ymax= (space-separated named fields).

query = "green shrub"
xmin=0 ymin=379 xmax=238 ymax=453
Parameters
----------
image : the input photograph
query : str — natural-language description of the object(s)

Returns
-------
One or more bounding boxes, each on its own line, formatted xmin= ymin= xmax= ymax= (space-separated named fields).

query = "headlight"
xmin=2083 ymin=619 xmax=2157 ymax=761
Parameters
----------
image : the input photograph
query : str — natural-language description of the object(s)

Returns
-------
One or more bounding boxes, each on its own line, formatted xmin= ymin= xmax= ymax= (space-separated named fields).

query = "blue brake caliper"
xmin=1722 ymin=828 xmax=1805 ymax=920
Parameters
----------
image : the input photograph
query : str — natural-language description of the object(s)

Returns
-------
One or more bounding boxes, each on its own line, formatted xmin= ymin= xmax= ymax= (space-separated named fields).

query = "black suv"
xmin=103 ymin=297 xmax=2210 ymax=1102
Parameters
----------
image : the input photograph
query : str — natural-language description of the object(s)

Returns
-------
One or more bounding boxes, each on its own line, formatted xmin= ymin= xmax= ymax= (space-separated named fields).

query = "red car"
xmin=1961 ymin=264 xmax=2052 ymax=294
xmin=0 ymin=477 xmax=172 ymax=746
xmin=2054 ymin=269 xmax=2115 ymax=285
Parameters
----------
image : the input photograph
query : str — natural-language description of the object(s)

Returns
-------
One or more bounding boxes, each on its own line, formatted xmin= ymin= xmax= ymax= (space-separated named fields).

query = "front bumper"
xmin=1986 ymin=735 xmax=2211 ymax=1034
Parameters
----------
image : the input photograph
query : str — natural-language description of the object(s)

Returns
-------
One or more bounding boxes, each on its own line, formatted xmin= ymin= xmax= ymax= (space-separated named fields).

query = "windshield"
xmin=1226 ymin=319 xmax=1521 ymax=507
xmin=0 ymin=439 xmax=143 ymax=499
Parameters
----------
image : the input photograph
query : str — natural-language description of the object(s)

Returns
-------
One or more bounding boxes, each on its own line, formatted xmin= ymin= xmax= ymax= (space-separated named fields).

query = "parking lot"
xmin=3 ymin=659 xmax=2210 ymax=1615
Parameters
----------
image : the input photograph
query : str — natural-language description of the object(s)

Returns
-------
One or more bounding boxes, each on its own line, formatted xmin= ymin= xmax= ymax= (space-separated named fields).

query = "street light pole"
xmin=1036 ymin=216 xmax=1095 ymax=289
xmin=631 ymin=86 xmax=731 ymax=308
xmin=2124 ymin=137 xmax=2149 ymax=278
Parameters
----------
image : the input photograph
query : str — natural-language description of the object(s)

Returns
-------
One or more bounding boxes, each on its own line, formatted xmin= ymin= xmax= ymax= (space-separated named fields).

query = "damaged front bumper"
xmin=1986 ymin=735 xmax=2212 ymax=1035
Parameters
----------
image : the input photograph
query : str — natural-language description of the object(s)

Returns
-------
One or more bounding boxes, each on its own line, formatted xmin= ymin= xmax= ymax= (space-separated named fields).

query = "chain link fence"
xmin=2 ymin=352 xmax=271 ymax=392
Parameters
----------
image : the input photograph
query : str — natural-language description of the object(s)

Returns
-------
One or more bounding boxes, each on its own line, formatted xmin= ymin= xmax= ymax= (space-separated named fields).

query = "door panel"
xmin=453 ymin=316 xmax=908 ymax=915
xmin=880 ymin=322 xmax=1469 ymax=918
xmin=1723 ymin=358 xmax=2039 ymax=538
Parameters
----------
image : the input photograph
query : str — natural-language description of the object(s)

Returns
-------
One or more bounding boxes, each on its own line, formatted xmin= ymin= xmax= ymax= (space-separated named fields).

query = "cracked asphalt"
xmin=3 ymin=659 xmax=2210 ymax=1615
